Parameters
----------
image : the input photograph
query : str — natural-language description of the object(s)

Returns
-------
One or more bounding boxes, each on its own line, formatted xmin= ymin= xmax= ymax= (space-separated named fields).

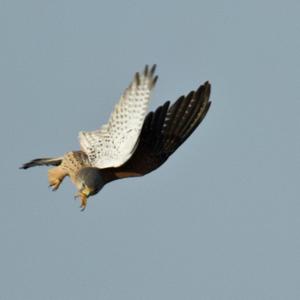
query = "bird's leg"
xmin=48 ymin=167 xmax=67 ymax=191
xmin=74 ymin=192 xmax=88 ymax=211
xmin=80 ymin=193 xmax=88 ymax=211
xmin=49 ymin=179 xmax=61 ymax=191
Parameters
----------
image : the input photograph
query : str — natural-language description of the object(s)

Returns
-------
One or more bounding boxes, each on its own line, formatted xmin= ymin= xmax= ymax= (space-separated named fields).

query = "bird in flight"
xmin=20 ymin=65 xmax=211 ymax=210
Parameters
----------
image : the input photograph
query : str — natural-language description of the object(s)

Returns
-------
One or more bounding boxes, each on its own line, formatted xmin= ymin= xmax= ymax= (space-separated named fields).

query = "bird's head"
xmin=75 ymin=167 xmax=105 ymax=210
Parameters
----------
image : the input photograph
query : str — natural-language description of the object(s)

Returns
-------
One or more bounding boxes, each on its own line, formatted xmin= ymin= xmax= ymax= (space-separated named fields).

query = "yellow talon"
xmin=49 ymin=180 xmax=60 ymax=191
xmin=80 ymin=195 xmax=87 ymax=211
xmin=75 ymin=188 xmax=91 ymax=211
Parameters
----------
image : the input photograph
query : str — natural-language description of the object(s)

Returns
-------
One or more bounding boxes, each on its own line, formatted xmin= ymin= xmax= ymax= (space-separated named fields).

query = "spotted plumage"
xmin=20 ymin=65 xmax=211 ymax=210
xmin=79 ymin=65 xmax=158 ymax=168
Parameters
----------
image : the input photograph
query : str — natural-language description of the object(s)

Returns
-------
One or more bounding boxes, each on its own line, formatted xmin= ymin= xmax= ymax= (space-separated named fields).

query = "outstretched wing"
xmin=113 ymin=81 xmax=211 ymax=178
xmin=79 ymin=65 xmax=158 ymax=169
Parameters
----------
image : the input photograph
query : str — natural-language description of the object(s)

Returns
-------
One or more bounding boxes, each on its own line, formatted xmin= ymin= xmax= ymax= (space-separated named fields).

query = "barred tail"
xmin=20 ymin=157 xmax=63 ymax=169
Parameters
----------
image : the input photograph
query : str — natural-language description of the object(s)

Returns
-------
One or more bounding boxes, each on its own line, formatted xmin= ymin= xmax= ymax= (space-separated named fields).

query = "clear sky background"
xmin=1 ymin=0 xmax=299 ymax=299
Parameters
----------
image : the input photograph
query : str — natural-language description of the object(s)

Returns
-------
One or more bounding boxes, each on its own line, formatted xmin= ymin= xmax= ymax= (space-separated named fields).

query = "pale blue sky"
xmin=1 ymin=0 xmax=300 ymax=299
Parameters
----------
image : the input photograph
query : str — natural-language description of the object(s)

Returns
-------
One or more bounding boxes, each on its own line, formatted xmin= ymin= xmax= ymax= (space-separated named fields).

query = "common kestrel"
xmin=21 ymin=65 xmax=211 ymax=210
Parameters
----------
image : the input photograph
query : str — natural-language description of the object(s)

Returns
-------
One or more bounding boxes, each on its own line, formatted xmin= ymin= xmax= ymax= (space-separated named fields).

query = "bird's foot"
xmin=74 ymin=192 xmax=88 ymax=211
xmin=49 ymin=179 xmax=61 ymax=191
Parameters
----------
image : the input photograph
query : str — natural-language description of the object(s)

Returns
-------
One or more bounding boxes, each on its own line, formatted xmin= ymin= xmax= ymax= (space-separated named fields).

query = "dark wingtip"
xmin=152 ymin=75 xmax=158 ymax=87
xmin=19 ymin=162 xmax=33 ymax=170
xmin=135 ymin=72 xmax=140 ymax=85
xmin=204 ymin=81 xmax=211 ymax=95
xmin=19 ymin=163 xmax=30 ymax=170
xmin=144 ymin=65 xmax=149 ymax=76
xmin=150 ymin=64 xmax=157 ymax=76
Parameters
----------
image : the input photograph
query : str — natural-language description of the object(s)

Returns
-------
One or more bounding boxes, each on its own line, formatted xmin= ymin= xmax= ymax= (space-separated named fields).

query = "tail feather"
xmin=20 ymin=157 xmax=63 ymax=169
